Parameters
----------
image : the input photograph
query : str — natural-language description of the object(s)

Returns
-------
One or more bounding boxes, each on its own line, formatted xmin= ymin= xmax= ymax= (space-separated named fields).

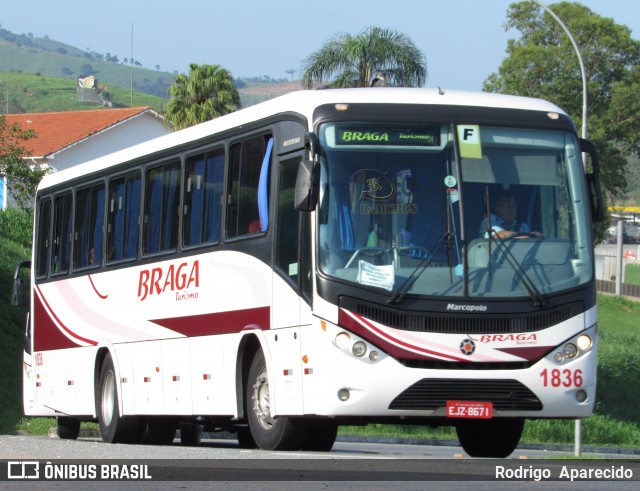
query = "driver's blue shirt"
xmin=479 ymin=213 xmax=531 ymax=238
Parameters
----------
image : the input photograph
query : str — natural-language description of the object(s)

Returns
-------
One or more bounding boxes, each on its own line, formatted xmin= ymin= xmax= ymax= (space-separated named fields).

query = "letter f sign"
xmin=457 ymin=125 xmax=482 ymax=159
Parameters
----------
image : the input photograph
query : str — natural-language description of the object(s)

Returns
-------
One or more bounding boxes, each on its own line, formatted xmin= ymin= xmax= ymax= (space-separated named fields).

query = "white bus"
xmin=13 ymin=88 xmax=604 ymax=457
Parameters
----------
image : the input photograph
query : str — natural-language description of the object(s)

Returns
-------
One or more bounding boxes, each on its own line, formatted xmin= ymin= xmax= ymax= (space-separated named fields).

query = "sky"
xmin=1 ymin=0 xmax=639 ymax=91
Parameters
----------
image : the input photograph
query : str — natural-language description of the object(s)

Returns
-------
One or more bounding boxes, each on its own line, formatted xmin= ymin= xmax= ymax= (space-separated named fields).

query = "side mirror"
xmin=580 ymin=138 xmax=605 ymax=223
xmin=294 ymin=159 xmax=320 ymax=211
xmin=11 ymin=260 xmax=31 ymax=306
xmin=10 ymin=278 xmax=23 ymax=306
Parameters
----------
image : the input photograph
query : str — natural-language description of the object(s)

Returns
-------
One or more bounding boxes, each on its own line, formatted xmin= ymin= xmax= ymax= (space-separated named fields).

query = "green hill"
xmin=0 ymin=71 xmax=167 ymax=113
xmin=0 ymin=27 xmax=297 ymax=112
xmin=0 ymin=28 xmax=175 ymax=99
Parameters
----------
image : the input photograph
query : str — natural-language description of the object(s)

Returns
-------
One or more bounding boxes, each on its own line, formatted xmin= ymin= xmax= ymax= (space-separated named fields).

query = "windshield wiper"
xmin=488 ymin=233 xmax=546 ymax=307
xmin=387 ymin=231 xmax=454 ymax=305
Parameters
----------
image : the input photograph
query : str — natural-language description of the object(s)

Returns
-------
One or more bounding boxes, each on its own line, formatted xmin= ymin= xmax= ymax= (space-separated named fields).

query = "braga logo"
xmin=459 ymin=338 xmax=476 ymax=355
xmin=137 ymin=260 xmax=200 ymax=301
xmin=341 ymin=131 xmax=389 ymax=143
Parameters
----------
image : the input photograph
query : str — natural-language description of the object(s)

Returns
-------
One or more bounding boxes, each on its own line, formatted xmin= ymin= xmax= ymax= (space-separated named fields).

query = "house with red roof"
xmin=1 ymin=107 xmax=171 ymax=208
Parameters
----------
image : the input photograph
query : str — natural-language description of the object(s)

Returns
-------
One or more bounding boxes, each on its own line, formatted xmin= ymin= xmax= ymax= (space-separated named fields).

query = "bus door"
xmin=269 ymin=155 xmax=313 ymax=414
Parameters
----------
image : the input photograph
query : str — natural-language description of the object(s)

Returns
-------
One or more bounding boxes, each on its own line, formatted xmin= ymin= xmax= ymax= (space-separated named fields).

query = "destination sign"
xmin=335 ymin=125 xmax=440 ymax=147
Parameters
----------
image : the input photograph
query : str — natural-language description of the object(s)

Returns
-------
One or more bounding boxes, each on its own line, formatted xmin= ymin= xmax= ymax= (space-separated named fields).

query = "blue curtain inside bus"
xmin=257 ymin=138 xmax=273 ymax=232
xmin=124 ymin=176 xmax=141 ymax=259
xmin=203 ymin=153 xmax=224 ymax=242
xmin=113 ymin=181 xmax=125 ymax=260
xmin=187 ymin=152 xmax=224 ymax=245
xmin=93 ymin=187 xmax=105 ymax=265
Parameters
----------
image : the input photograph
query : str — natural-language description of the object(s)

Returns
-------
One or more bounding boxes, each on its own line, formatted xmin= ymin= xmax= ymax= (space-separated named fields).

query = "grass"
xmin=1 ymin=209 xmax=639 ymax=447
xmin=626 ymin=263 xmax=640 ymax=286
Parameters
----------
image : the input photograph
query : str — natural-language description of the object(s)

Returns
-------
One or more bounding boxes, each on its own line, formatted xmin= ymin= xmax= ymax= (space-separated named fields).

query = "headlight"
xmin=335 ymin=332 xmax=351 ymax=349
xmin=352 ymin=341 xmax=367 ymax=357
xmin=577 ymin=334 xmax=592 ymax=351
xmin=563 ymin=343 xmax=578 ymax=359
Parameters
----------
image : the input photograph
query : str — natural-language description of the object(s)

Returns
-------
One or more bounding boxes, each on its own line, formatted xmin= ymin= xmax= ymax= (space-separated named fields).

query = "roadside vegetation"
xmin=626 ymin=263 xmax=640 ymax=286
xmin=0 ymin=209 xmax=31 ymax=434
xmin=0 ymin=210 xmax=638 ymax=448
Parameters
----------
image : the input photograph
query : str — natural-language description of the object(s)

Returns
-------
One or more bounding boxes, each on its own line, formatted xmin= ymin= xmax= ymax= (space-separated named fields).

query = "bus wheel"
xmin=236 ymin=425 xmax=257 ymax=449
xmin=246 ymin=350 xmax=309 ymax=450
xmin=302 ymin=421 xmax=338 ymax=451
xmin=57 ymin=417 xmax=80 ymax=440
xmin=455 ymin=418 xmax=524 ymax=458
xmin=96 ymin=354 xmax=142 ymax=444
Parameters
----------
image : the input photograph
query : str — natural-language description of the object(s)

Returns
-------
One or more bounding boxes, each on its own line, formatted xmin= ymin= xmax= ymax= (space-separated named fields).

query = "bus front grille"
xmin=389 ymin=379 xmax=543 ymax=411
xmin=340 ymin=297 xmax=581 ymax=334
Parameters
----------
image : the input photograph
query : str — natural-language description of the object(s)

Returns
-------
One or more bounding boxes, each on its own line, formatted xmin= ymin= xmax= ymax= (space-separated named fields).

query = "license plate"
xmin=446 ymin=400 xmax=493 ymax=419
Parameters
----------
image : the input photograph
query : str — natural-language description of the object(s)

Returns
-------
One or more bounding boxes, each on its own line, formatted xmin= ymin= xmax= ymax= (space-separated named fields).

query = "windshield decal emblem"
xmin=354 ymin=169 xmax=395 ymax=201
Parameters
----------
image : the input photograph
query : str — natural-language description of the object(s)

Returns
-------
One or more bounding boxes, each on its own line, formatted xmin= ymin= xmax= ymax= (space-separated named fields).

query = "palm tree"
xmin=301 ymin=26 xmax=427 ymax=89
xmin=165 ymin=63 xmax=241 ymax=130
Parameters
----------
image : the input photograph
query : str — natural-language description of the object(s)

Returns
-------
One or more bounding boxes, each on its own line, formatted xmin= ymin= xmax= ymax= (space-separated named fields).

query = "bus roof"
xmin=37 ymin=88 xmax=568 ymax=192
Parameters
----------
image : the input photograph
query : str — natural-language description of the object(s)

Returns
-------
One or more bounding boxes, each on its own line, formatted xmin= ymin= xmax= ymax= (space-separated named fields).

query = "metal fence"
xmin=595 ymin=246 xmax=640 ymax=298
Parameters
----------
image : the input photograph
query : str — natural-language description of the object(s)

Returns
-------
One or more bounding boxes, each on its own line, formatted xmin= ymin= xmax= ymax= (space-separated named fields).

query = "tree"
xmin=164 ymin=63 xmax=241 ymax=130
xmin=484 ymin=1 xmax=640 ymax=204
xmin=0 ymin=115 xmax=47 ymax=211
xmin=300 ymin=26 xmax=427 ymax=89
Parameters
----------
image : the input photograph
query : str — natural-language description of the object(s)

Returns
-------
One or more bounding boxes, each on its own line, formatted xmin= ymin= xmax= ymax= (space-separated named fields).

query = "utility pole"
xmin=532 ymin=0 xmax=588 ymax=458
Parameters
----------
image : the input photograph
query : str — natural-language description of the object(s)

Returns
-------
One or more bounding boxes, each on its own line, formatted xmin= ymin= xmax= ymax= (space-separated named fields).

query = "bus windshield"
xmin=317 ymin=122 xmax=593 ymax=299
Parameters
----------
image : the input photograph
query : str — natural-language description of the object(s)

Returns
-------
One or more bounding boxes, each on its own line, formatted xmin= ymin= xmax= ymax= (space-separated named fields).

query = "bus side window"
xmin=51 ymin=193 xmax=72 ymax=274
xmin=35 ymin=198 xmax=52 ymax=278
xmin=275 ymin=159 xmax=300 ymax=282
xmin=226 ymin=135 xmax=272 ymax=238
xmin=74 ymin=183 xmax=105 ymax=268
xmin=143 ymin=162 xmax=181 ymax=255
xmin=183 ymin=149 xmax=224 ymax=247
xmin=107 ymin=173 xmax=141 ymax=262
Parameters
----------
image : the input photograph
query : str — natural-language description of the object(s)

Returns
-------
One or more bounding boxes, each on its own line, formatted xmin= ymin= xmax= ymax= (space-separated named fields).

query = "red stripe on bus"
xmin=88 ymin=275 xmax=109 ymax=299
xmin=149 ymin=306 xmax=270 ymax=337
xmin=33 ymin=289 xmax=83 ymax=351
xmin=339 ymin=308 xmax=468 ymax=362
xmin=34 ymin=286 xmax=98 ymax=350
xmin=494 ymin=346 xmax=554 ymax=361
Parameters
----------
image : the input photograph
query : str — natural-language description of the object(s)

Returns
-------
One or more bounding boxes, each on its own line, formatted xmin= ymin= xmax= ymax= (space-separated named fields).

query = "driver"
xmin=479 ymin=193 xmax=540 ymax=238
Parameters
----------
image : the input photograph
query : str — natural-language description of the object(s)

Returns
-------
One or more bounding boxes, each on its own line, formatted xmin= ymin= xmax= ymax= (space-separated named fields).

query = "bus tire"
xmin=96 ymin=353 xmax=142 ymax=444
xmin=246 ymin=349 xmax=309 ymax=450
xmin=455 ymin=418 xmax=524 ymax=458
xmin=236 ymin=425 xmax=257 ymax=449
xmin=57 ymin=416 xmax=80 ymax=440
xmin=302 ymin=421 xmax=338 ymax=451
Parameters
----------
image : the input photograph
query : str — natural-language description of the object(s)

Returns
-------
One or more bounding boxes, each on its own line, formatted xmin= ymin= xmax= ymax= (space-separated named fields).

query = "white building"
xmin=1 ymin=107 xmax=170 ymax=209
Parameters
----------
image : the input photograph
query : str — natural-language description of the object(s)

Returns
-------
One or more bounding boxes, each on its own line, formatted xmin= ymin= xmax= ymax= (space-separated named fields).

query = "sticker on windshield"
xmin=457 ymin=125 xmax=482 ymax=159
xmin=357 ymin=260 xmax=395 ymax=291
xmin=444 ymin=175 xmax=457 ymax=188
